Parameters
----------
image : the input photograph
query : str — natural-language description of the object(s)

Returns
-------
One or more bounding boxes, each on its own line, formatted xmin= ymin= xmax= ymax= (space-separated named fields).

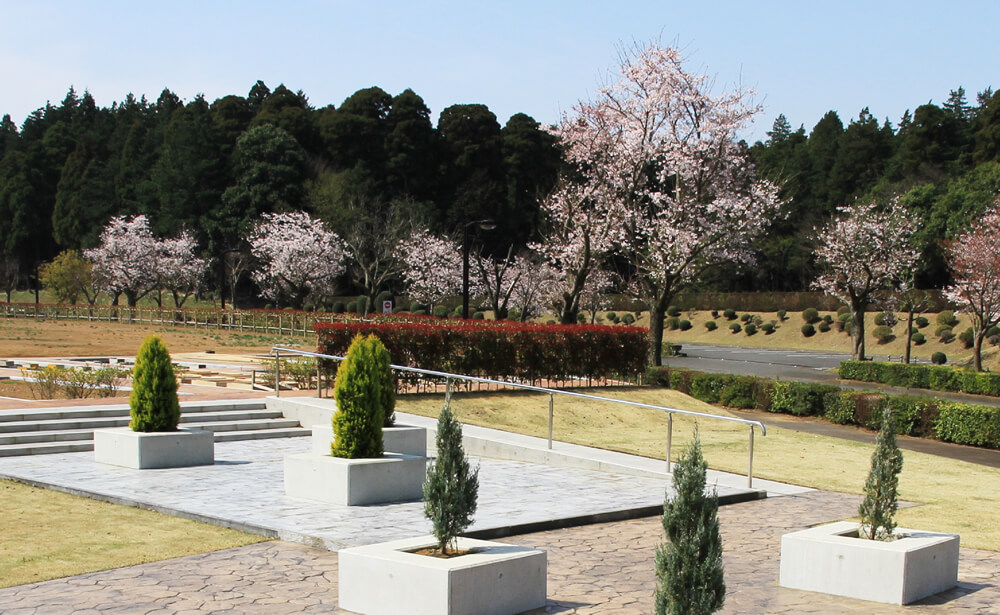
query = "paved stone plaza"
xmin=0 ymin=413 xmax=997 ymax=614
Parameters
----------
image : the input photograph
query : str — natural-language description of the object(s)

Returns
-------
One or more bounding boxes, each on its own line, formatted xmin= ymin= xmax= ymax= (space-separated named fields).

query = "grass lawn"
xmin=397 ymin=386 xmax=1000 ymax=551
xmin=0 ymin=479 xmax=267 ymax=589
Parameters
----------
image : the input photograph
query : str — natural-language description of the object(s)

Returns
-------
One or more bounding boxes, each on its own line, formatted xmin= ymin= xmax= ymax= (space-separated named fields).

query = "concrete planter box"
xmin=339 ymin=536 xmax=547 ymax=615
xmin=284 ymin=452 xmax=425 ymax=506
xmin=779 ymin=521 xmax=959 ymax=604
xmin=310 ymin=424 xmax=427 ymax=457
xmin=93 ymin=427 xmax=214 ymax=469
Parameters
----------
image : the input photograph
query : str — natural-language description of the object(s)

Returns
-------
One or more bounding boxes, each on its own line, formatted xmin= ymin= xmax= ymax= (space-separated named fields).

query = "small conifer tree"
xmin=655 ymin=434 xmax=725 ymax=615
xmin=423 ymin=402 xmax=479 ymax=555
xmin=859 ymin=408 xmax=903 ymax=540
xmin=129 ymin=335 xmax=181 ymax=432
xmin=331 ymin=334 xmax=391 ymax=458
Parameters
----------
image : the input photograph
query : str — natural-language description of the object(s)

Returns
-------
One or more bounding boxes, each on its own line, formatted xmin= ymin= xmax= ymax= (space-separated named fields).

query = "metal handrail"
xmin=271 ymin=346 xmax=766 ymax=488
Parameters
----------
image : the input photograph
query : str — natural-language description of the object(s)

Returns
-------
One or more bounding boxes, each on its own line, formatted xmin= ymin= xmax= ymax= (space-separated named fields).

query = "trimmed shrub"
xmin=915 ymin=316 xmax=929 ymax=328
xmin=711 ymin=310 xmax=719 ymax=319
xmin=331 ymin=334 xmax=392 ymax=458
xmin=874 ymin=312 xmax=887 ymax=326
xmin=801 ymin=323 xmax=815 ymax=337
xmin=432 ymin=305 xmax=449 ymax=318
xmin=667 ymin=305 xmax=682 ymax=317
xmin=622 ymin=313 xmax=636 ymax=325
xmin=911 ymin=331 xmax=926 ymax=345
xmin=959 ymin=326 xmax=974 ymax=349
xmin=729 ymin=322 xmax=742 ymax=334
xmin=776 ymin=309 xmax=787 ymax=321
xmin=818 ymin=321 xmax=831 ymax=333
xmin=423 ymin=402 xmax=479 ymax=554
xmin=939 ymin=329 xmax=955 ymax=344
xmin=931 ymin=352 xmax=947 ymax=365
xmin=678 ymin=319 xmax=692 ymax=331
xmin=744 ymin=323 xmax=757 ymax=335
xmin=345 ymin=300 xmax=358 ymax=314
xmin=986 ymin=325 xmax=1000 ymax=338
xmin=129 ymin=335 xmax=181 ymax=432
xmin=666 ymin=316 xmax=680 ymax=330
xmin=331 ymin=301 xmax=346 ymax=314
xmin=937 ymin=310 xmax=959 ymax=327
xmin=837 ymin=305 xmax=850 ymax=316
xmin=607 ymin=311 xmax=619 ymax=323
xmin=723 ymin=308 xmax=737 ymax=320
xmin=801 ymin=307 xmax=820 ymax=323
xmin=935 ymin=401 xmax=1000 ymax=448
xmin=704 ymin=320 xmax=718 ymax=331
xmin=577 ymin=313 xmax=587 ymax=324
xmin=770 ymin=381 xmax=839 ymax=417
xmin=859 ymin=409 xmax=903 ymax=540
xmin=740 ymin=313 xmax=752 ymax=323
xmin=761 ymin=322 xmax=775 ymax=334
xmin=872 ymin=325 xmax=894 ymax=344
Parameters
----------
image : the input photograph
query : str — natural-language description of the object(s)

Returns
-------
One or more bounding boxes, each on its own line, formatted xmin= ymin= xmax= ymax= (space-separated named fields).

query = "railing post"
xmin=316 ymin=361 xmax=322 ymax=398
xmin=274 ymin=349 xmax=281 ymax=398
xmin=547 ymin=393 xmax=554 ymax=450
xmin=748 ymin=425 xmax=755 ymax=489
xmin=666 ymin=413 xmax=673 ymax=473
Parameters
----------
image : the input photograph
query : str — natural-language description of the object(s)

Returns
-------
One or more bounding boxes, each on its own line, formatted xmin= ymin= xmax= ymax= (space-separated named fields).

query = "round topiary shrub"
xmin=724 ymin=308 xmax=737 ymax=320
xmin=433 ymin=305 xmax=448 ymax=318
xmin=606 ymin=311 xmax=618 ymax=323
xmin=666 ymin=316 xmax=680 ymax=330
xmin=577 ymin=314 xmax=587 ymax=323
xmin=472 ymin=311 xmax=485 ymax=320
xmin=729 ymin=322 xmax=742 ymax=334
xmin=931 ymin=352 xmax=947 ymax=365
xmin=837 ymin=305 xmax=850 ymax=316
xmin=678 ymin=319 xmax=692 ymax=331
xmin=761 ymin=322 xmax=775 ymax=334
xmin=776 ymin=309 xmax=787 ymax=321
xmin=622 ymin=313 xmax=636 ymax=325
xmin=934 ymin=325 xmax=952 ymax=337
xmin=874 ymin=312 xmax=888 ymax=326
xmin=744 ymin=323 xmax=757 ymax=335
xmin=129 ymin=335 xmax=180 ymax=433
xmin=711 ymin=310 xmax=720 ymax=319
xmin=704 ymin=320 xmax=718 ymax=331
xmin=345 ymin=301 xmax=358 ymax=314
xmin=740 ymin=313 xmax=752 ymax=323
xmin=986 ymin=325 xmax=1000 ymax=338
xmin=801 ymin=323 xmax=816 ymax=337
xmin=823 ymin=314 xmax=834 ymax=325
xmin=939 ymin=329 xmax=956 ymax=344
xmin=818 ymin=321 xmax=831 ymax=333
xmin=331 ymin=334 xmax=394 ymax=458
xmin=411 ymin=309 xmax=428 ymax=315
xmin=911 ymin=332 xmax=926 ymax=345
xmin=331 ymin=301 xmax=346 ymax=314
xmin=872 ymin=325 xmax=894 ymax=344
xmin=802 ymin=307 xmax=820 ymax=323
xmin=937 ymin=310 xmax=959 ymax=327
xmin=959 ymin=326 xmax=974 ymax=349
xmin=667 ymin=305 xmax=682 ymax=317
xmin=411 ymin=302 xmax=428 ymax=312
xmin=915 ymin=316 xmax=930 ymax=328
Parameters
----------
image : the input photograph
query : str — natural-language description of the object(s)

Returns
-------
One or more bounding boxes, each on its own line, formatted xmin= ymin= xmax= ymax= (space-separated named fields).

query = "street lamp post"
xmin=461 ymin=219 xmax=496 ymax=319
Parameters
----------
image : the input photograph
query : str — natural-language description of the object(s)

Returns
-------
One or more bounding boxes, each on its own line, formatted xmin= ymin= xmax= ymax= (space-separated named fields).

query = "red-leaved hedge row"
xmin=315 ymin=319 xmax=649 ymax=382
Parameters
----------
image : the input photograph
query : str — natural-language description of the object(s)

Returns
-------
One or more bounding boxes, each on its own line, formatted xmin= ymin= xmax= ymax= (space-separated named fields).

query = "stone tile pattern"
xmin=1 ymin=490 xmax=997 ymax=614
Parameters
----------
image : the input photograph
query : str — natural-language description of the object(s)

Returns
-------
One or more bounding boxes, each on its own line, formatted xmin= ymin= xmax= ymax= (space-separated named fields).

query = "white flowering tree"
xmin=399 ymin=229 xmax=471 ymax=309
xmin=813 ymin=200 xmax=919 ymax=361
xmin=943 ymin=202 xmax=1000 ymax=371
xmin=546 ymin=42 xmax=781 ymax=363
xmin=84 ymin=215 xmax=160 ymax=307
xmin=158 ymin=231 xmax=208 ymax=308
xmin=508 ymin=256 xmax=561 ymax=321
xmin=249 ymin=211 xmax=347 ymax=308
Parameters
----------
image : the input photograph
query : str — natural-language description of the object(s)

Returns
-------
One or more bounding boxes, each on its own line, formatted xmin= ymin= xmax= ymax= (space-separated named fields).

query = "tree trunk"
xmin=904 ymin=310 xmax=914 ymax=364
xmin=851 ymin=302 xmax=866 ymax=361
xmin=649 ymin=307 xmax=665 ymax=366
xmin=973 ymin=329 xmax=985 ymax=372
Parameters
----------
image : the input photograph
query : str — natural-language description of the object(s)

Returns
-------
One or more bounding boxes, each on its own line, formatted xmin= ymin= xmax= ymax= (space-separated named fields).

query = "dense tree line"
xmin=0 ymin=82 xmax=560 ymax=305
xmin=2 ymin=79 xmax=998 ymax=305
xmin=735 ymin=86 xmax=1000 ymax=292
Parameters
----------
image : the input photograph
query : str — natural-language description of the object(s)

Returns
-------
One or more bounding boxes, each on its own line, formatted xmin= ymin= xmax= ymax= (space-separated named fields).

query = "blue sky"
xmin=2 ymin=1 xmax=997 ymax=142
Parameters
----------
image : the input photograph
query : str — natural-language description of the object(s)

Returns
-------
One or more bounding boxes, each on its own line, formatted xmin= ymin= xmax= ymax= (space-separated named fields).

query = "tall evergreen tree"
xmin=423 ymin=401 xmax=479 ymax=555
xmin=858 ymin=409 xmax=903 ymax=541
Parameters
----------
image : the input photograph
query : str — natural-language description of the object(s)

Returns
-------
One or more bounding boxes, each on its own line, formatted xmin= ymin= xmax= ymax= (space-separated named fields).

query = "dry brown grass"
xmin=0 ymin=479 xmax=266 ymax=588
xmin=398 ymin=387 xmax=1000 ymax=551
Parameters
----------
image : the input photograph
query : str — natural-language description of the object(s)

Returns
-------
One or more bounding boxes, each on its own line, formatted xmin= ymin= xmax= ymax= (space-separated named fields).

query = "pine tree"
xmin=331 ymin=334 xmax=390 ymax=458
xmin=859 ymin=408 xmax=903 ymax=540
xmin=423 ymin=402 xmax=479 ymax=555
xmin=655 ymin=434 xmax=725 ymax=615
xmin=129 ymin=335 xmax=180 ymax=432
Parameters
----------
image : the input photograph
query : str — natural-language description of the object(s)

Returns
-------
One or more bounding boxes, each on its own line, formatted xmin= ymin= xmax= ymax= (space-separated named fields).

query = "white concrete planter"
xmin=779 ymin=521 xmax=959 ymax=604
xmin=310 ymin=424 xmax=427 ymax=457
xmin=339 ymin=535 xmax=547 ymax=615
xmin=93 ymin=427 xmax=214 ymax=469
xmin=284 ymin=452 xmax=425 ymax=506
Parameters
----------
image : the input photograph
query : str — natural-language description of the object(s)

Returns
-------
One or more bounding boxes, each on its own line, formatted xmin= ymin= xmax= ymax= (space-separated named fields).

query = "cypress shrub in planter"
xmin=332 ymin=334 xmax=391 ymax=458
xmin=423 ymin=402 xmax=480 ymax=555
xmin=859 ymin=410 xmax=903 ymax=540
xmin=129 ymin=335 xmax=180 ymax=432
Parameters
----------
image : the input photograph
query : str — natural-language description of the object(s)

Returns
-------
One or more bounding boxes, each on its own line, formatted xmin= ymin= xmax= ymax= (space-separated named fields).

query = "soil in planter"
xmin=408 ymin=546 xmax=477 ymax=559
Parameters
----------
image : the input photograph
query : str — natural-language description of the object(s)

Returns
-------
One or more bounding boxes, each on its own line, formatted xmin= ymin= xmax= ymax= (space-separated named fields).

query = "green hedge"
xmin=645 ymin=366 xmax=1000 ymax=449
xmin=839 ymin=360 xmax=1000 ymax=397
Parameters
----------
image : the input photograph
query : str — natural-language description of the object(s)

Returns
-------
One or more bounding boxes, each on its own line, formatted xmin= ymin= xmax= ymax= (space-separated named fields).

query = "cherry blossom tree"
xmin=545 ymin=42 xmax=781 ymax=363
xmin=399 ymin=229 xmax=472 ymax=309
xmin=943 ymin=202 xmax=1000 ymax=371
xmin=249 ymin=211 xmax=347 ymax=308
xmin=157 ymin=231 xmax=208 ymax=308
xmin=84 ymin=215 xmax=160 ymax=307
xmin=813 ymin=200 xmax=919 ymax=361
xmin=508 ymin=256 xmax=561 ymax=321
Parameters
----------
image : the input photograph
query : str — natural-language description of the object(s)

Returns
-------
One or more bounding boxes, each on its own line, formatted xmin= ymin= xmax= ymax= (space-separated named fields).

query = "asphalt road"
xmin=661 ymin=343 xmax=848 ymax=382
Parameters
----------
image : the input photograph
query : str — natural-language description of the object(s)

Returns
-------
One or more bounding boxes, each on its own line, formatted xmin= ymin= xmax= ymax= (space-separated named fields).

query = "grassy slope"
xmin=397 ymin=387 xmax=1000 ymax=551
xmin=0 ymin=479 xmax=266 ymax=589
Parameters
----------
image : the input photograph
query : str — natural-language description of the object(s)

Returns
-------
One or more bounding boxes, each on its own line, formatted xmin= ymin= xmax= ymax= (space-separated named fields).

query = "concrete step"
xmin=185 ymin=418 xmax=302 ymax=433
xmin=0 ymin=429 xmax=95 ymax=445
xmin=0 ymin=441 xmax=94 ymax=457
xmin=214 ymin=427 xmax=311 ymax=442
xmin=0 ymin=400 xmax=269 ymax=424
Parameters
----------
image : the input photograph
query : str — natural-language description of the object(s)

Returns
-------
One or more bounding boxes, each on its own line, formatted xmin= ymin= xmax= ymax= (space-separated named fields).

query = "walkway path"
xmin=1 ymin=490 xmax=996 ymax=614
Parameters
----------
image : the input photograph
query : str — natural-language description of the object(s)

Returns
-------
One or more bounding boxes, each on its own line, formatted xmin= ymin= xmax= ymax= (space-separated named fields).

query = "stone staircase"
xmin=0 ymin=400 xmax=311 ymax=457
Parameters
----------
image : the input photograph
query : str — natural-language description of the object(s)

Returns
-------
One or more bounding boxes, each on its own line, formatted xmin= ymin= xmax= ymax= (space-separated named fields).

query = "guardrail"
xmin=272 ymin=346 xmax=766 ymax=488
